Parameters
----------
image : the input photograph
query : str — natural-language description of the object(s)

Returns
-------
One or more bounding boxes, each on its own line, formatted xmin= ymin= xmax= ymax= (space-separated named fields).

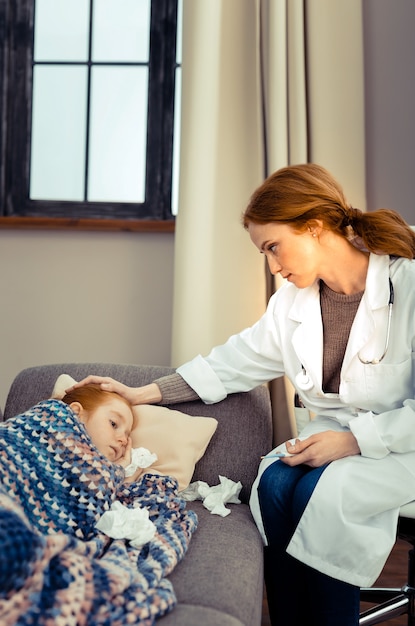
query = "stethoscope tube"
xmin=357 ymin=278 xmax=394 ymax=365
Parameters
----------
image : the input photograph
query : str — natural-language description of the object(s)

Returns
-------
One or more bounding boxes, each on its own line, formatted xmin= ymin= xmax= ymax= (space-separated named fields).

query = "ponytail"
xmin=347 ymin=208 xmax=415 ymax=259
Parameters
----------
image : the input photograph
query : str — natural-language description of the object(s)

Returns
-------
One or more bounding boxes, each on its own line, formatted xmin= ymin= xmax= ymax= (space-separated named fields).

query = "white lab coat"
xmin=177 ymin=253 xmax=415 ymax=586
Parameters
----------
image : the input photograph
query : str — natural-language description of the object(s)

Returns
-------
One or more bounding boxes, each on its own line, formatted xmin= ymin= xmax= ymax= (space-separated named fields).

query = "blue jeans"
xmin=258 ymin=461 xmax=360 ymax=626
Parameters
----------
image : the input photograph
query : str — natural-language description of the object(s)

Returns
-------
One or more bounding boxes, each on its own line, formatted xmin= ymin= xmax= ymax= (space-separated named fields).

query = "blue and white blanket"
xmin=0 ymin=400 xmax=198 ymax=625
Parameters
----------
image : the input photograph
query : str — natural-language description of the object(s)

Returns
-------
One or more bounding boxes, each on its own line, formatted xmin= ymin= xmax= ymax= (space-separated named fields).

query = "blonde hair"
xmin=243 ymin=163 xmax=415 ymax=259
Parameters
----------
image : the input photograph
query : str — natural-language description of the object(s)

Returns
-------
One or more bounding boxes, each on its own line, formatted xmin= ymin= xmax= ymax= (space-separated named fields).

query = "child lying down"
xmin=61 ymin=383 xmax=143 ymax=479
xmin=0 ymin=385 xmax=197 ymax=625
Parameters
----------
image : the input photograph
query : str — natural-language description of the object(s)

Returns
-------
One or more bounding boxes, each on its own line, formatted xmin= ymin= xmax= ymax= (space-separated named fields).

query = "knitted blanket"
xmin=0 ymin=400 xmax=198 ymax=625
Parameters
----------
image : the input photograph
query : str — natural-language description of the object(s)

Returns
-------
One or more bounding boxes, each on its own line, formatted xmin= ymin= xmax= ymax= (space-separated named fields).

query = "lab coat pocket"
xmin=364 ymin=355 xmax=413 ymax=413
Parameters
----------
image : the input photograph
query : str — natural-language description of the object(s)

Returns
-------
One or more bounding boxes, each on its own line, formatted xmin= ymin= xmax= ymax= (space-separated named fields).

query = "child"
xmin=61 ymin=384 xmax=135 ymax=471
xmin=0 ymin=385 xmax=197 ymax=626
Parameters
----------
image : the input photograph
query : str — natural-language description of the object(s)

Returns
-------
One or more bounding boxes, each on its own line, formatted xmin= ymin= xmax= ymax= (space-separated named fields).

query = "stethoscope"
xmin=295 ymin=278 xmax=394 ymax=391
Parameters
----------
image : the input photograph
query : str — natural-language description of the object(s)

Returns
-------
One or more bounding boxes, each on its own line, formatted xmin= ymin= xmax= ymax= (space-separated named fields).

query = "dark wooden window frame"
xmin=0 ymin=0 xmax=177 ymax=232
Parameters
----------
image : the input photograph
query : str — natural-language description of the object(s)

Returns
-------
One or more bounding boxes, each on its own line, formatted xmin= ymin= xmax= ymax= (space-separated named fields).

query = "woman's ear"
xmin=69 ymin=401 xmax=85 ymax=421
xmin=306 ymin=219 xmax=323 ymax=237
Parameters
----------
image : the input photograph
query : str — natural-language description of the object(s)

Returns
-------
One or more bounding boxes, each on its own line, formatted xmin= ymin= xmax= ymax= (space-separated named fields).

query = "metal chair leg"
xmin=359 ymin=592 xmax=408 ymax=625
xmin=359 ymin=547 xmax=415 ymax=625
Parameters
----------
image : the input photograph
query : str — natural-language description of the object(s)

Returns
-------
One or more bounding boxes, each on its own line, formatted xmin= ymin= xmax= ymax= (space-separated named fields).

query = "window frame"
xmin=0 ymin=0 xmax=178 ymax=230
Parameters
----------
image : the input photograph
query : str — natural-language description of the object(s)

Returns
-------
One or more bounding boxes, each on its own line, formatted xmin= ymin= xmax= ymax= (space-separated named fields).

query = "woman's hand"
xmin=65 ymin=375 xmax=162 ymax=405
xmin=281 ymin=431 xmax=361 ymax=468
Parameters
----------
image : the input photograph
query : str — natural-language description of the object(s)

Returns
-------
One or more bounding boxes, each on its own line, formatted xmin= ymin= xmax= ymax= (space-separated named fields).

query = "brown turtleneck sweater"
xmin=319 ymin=280 xmax=363 ymax=393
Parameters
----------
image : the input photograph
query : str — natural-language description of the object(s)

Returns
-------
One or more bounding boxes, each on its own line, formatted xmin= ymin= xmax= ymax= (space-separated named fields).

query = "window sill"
xmin=0 ymin=217 xmax=176 ymax=232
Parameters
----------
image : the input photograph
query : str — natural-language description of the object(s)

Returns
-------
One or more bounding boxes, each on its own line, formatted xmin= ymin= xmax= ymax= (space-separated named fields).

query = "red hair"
xmin=62 ymin=384 xmax=135 ymax=426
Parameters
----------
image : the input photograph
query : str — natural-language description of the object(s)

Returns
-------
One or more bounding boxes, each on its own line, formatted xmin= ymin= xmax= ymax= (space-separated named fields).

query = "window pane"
xmin=172 ymin=67 xmax=181 ymax=216
xmin=88 ymin=66 xmax=148 ymax=203
xmin=34 ymin=0 xmax=90 ymax=62
xmin=92 ymin=0 xmax=151 ymax=62
xmin=30 ymin=66 xmax=88 ymax=201
xmin=172 ymin=0 xmax=182 ymax=215
xmin=176 ymin=0 xmax=183 ymax=64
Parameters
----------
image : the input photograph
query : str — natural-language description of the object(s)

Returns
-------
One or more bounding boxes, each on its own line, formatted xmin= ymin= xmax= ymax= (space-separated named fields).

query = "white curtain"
xmin=171 ymin=0 xmax=267 ymax=366
xmin=172 ymin=0 xmax=366 ymax=442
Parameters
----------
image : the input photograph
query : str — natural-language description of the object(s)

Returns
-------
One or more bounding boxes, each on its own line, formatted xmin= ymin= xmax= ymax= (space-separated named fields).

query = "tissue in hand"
xmin=96 ymin=501 xmax=156 ymax=548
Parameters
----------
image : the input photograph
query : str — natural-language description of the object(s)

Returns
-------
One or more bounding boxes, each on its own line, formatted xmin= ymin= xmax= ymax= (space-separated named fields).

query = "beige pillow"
xmin=51 ymin=375 xmax=218 ymax=491
xmin=130 ymin=404 xmax=217 ymax=491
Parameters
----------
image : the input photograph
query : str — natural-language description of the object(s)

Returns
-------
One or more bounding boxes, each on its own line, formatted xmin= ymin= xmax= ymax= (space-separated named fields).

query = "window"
xmin=0 ymin=0 xmax=180 ymax=227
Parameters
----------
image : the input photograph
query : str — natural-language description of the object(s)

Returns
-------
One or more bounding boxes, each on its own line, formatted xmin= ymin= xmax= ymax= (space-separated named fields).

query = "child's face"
xmin=78 ymin=397 xmax=134 ymax=462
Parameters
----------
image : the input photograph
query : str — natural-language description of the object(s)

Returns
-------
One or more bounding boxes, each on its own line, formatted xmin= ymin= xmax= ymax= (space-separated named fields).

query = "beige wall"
xmin=0 ymin=230 xmax=174 ymax=411
xmin=363 ymin=0 xmax=415 ymax=224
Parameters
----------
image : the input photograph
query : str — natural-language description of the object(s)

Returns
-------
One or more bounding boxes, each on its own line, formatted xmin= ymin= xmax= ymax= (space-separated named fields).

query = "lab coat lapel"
xmin=342 ymin=253 xmax=391 ymax=370
xmin=289 ymin=281 xmax=324 ymax=390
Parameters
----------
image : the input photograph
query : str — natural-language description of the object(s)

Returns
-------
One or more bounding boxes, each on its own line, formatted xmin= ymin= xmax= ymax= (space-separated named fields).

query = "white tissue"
xmin=124 ymin=447 xmax=158 ymax=477
xmin=181 ymin=475 xmax=242 ymax=517
xmin=96 ymin=501 xmax=156 ymax=547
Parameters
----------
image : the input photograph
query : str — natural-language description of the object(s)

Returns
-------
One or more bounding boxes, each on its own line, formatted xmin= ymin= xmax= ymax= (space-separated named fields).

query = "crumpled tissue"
xmin=96 ymin=500 xmax=156 ymax=547
xmin=124 ymin=446 xmax=158 ymax=477
xmin=181 ymin=475 xmax=242 ymax=517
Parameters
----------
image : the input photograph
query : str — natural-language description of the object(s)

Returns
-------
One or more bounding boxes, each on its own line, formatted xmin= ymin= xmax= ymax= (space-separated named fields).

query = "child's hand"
xmin=117 ymin=437 xmax=133 ymax=469
xmin=117 ymin=439 xmax=145 ymax=483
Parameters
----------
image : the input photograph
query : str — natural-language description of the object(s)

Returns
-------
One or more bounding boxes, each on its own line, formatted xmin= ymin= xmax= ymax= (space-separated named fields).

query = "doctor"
xmin=69 ymin=164 xmax=415 ymax=626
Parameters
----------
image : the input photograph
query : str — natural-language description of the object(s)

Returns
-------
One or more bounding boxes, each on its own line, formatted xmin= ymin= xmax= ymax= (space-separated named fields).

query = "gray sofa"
xmin=3 ymin=362 xmax=273 ymax=626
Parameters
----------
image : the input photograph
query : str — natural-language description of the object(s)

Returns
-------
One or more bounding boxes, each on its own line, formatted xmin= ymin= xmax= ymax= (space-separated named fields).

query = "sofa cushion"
xmin=130 ymin=404 xmax=217 ymax=490
xmin=158 ymin=605 xmax=246 ymax=626
xmin=162 ymin=501 xmax=264 ymax=626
